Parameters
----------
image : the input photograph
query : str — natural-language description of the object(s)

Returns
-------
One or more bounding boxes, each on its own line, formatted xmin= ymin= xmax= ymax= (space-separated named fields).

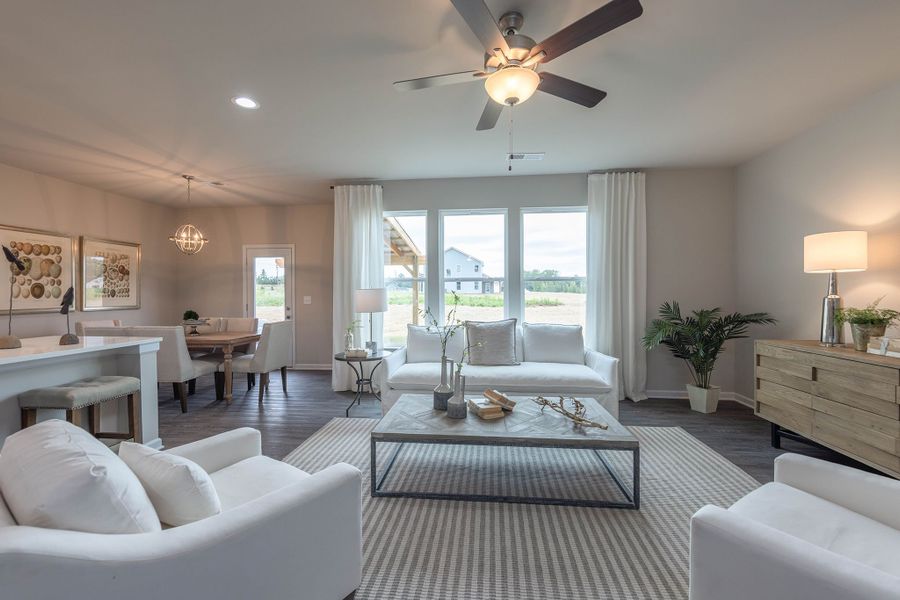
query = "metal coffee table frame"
xmin=370 ymin=434 xmax=640 ymax=510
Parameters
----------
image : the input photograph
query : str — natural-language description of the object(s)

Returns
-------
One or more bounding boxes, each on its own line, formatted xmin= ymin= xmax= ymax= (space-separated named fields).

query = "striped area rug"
xmin=283 ymin=418 xmax=759 ymax=600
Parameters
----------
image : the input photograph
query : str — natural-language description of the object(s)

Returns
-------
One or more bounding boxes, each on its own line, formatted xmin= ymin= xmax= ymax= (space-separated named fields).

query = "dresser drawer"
xmin=757 ymin=379 xmax=812 ymax=408
xmin=814 ymin=414 xmax=900 ymax=474
xmin=816 ymin=370 xmax=897 ymax=403
xmin=757 ymin=398 xmax=812 ymax=437
xmin=812 ymin=380 xmax=900 ymax=419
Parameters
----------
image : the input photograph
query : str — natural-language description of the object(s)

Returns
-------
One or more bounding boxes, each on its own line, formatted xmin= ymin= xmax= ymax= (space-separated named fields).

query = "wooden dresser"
xmin=754 ymin=340 xmax=900 ymax=478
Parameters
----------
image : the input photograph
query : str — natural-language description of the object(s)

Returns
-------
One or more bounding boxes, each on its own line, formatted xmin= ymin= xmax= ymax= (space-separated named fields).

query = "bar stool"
xmin=19 ymin=375 xmax=143 ymax=443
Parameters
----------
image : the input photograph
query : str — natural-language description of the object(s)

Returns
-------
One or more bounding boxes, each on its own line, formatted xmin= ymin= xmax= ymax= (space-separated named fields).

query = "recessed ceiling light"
xmin=231 ymin=96 xmax=259 ymax=109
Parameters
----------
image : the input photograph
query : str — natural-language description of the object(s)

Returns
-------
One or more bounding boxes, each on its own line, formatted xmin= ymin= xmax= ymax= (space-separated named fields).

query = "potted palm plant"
xmin=835 ymin=296 xmax=899 ymax=351
xmin=643 ymin=301 xmax=776 ymax=413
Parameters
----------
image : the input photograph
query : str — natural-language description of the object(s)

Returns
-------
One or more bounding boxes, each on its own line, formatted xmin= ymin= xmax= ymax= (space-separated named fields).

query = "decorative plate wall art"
xmin=0 ymin=224 xmax=76 ymax=314
xmin=79 ymin=237 xmax=141 ymax=311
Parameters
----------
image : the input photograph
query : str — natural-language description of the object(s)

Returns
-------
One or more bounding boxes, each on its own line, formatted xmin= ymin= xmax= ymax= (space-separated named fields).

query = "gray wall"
xmin=172 ymin=203 xmax=334 ymax=368
xmin=0 ymin=162 xmax=178 ymax=335
xmin=385 ymin=168 xmax=738 ymax=396
xmin=734 ymin=80 xmax=900 ymax=397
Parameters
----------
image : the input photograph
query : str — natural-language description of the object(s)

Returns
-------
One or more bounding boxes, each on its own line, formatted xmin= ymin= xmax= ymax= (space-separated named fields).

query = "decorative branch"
xmin=532 ymin=396 xmax=608 ymax=430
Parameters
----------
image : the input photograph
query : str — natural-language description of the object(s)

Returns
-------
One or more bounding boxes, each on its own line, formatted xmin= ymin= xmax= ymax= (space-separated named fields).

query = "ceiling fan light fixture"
xmin=485 ymin=66 xmax=540 ymax=106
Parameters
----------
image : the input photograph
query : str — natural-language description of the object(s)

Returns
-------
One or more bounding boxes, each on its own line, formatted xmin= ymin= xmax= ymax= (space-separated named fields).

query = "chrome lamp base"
xmin=819 ymin=271 xmax=842 ymax=347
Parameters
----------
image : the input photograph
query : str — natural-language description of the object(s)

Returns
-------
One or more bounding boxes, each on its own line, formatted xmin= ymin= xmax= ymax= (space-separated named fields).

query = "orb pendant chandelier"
xmin=169 ymin=175 xmax=209 ymax=255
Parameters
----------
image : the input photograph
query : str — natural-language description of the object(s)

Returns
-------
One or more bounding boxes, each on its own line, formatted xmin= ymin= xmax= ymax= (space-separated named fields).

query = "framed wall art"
xmin=0 ymin=224 xmax=76 ymax=314
xmin=79 ymin=236 xmax=141 ymax=311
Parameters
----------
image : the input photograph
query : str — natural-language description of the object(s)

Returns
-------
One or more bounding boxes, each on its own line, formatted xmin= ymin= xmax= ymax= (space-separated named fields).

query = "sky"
xmin=390 ymin=212 xmax=586 ymax=279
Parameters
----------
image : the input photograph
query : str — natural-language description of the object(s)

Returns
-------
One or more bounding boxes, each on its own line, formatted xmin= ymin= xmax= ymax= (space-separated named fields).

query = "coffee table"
xmin=371 ymin=394 xmax=640 ymax=509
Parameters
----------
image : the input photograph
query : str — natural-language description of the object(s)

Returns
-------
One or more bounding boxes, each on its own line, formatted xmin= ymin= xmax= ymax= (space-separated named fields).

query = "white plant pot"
xmin=686 ymin=384 xmax=720 ymax=414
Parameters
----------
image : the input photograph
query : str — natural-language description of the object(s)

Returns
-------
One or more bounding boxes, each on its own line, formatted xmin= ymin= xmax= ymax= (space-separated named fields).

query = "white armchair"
xmin=690 ymin=453 xmax=900 ymax=600
xmin=0 ymin=428 xmax=363 ymax=600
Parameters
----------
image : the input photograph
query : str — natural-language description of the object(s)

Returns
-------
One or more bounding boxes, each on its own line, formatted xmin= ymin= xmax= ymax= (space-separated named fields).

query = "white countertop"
xmin=0 ymin=335 xmax=162 ymax=367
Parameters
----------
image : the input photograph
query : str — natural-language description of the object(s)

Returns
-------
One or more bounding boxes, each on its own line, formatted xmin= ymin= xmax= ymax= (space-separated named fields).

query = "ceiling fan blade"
xmin=476 ymin=99 xmax=504 ymax=131
xmin=530 ymin=0 xmax=643 ymax=64
xmin=394 ymin=70 xmax=488 ymax=91
xmin=450 ymin=0 xmax=511 ymax=56
xmin=538 ymin=72 xmax=607 ymax=107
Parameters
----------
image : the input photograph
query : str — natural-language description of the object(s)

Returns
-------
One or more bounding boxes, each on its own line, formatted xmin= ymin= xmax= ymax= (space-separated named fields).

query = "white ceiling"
xmin=1 ymin=0 xmax=900 ymax=206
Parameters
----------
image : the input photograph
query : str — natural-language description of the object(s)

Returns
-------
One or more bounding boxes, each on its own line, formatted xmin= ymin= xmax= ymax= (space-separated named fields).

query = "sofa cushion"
xmin=465 ymin=319 xmax=519 ymax=365
xmin=388 ymin=362 xmax=610 ymax=395
xmin=730 ymin=482 xmax=900 ymax=578
xmin=407 ymin=324 xmax=466 ymax=363
xmin=210 ymin=456 xmax=310 ymax=511
xmin=119 ymin=442 xmax=221 ymax=527
xmin=0 ymin=419 xmax=160 ymax=534
xmin=522 ymin=323 xmax=585 ymax=364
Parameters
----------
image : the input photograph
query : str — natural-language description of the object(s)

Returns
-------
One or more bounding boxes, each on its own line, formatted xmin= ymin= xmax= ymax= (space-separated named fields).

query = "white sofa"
xmin=0 ymin=427 xmax=362 ymax=600
xmin=377 ymin=323 xmax=620 ymax=417
xmin=690 ymin=453 xmax=900 ymax=600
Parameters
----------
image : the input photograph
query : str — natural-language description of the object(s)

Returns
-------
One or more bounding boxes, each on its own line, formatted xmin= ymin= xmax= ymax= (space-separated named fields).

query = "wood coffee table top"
xmin=373 ymin=394 xmax=637 ymax=449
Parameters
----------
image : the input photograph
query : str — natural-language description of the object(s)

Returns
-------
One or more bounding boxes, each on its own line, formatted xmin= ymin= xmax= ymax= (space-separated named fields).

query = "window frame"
xmin=519 ymin=206 xmax=588 ymax=325
xmin=383 ymin=210 xmax=428 ymax=350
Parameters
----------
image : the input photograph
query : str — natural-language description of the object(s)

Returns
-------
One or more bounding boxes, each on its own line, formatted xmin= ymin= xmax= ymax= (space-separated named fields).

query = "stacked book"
xmin=468 ymin=390 xmax=518 ymax=420
xmin=484 ymin=389 xmax=516 ymax=412
xmin=467 ymin=398 xmax=505 ymax=420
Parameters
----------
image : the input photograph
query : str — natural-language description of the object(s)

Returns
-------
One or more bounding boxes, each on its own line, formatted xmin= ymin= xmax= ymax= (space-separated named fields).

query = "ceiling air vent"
xmin=507 ymin=152 xmax=545 ymax=161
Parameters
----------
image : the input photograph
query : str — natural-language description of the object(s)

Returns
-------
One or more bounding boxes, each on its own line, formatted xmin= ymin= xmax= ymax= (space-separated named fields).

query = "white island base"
xmin=0 ymin=336 xmax=162 ymax=448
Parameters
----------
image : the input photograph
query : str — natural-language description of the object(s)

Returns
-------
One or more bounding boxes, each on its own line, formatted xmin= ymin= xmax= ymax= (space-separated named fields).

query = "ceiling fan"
xmin=393 ymin=0 xmax=643 ymax=131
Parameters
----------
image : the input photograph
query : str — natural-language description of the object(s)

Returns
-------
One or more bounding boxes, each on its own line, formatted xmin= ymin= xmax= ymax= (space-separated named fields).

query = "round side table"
xmin=334 ymin=351 xmax=391 ymax=417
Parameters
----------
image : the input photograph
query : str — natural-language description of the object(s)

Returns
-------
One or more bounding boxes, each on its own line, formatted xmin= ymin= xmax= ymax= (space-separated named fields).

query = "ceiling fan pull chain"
xmin=507 ymin=103 xmax=514 ymax=172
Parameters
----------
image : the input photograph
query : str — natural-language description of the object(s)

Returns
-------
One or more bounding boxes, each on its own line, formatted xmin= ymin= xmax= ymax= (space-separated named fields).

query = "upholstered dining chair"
xmin=75 ymin=319 xmax=122 ymax=337
xmin=215 ymin=321 xmax=292 ymax=403
xmin=84 ymin=325 xmax=220 ymax=413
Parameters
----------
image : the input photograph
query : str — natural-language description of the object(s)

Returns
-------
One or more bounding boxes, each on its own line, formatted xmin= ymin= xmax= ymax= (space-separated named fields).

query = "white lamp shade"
xmin=803 ymin=231 xmax=868 ymax=273
xmin=354 ymin=288 xmax=388 ymax=313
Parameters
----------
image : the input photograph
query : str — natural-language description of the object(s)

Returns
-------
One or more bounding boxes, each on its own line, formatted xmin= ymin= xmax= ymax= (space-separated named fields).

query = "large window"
xmin=441 ymin=211 xmax=506 ymax=322
xmin=383 ymin=212 xmax=427 ymax=348
xmin=522 ymin=209 xmax=586 ymax=327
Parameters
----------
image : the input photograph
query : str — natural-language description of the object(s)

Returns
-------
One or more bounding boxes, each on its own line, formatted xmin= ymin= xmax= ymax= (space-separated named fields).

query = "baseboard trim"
xmin=293 ymin=363 xmax=332 ymax=370
xmin=645 ymin=389 xmax=753 ymax=408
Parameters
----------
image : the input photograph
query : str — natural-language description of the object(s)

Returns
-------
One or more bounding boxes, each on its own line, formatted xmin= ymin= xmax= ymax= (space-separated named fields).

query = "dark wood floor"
xmin=157 ymin=370 xmax=862 ymax=483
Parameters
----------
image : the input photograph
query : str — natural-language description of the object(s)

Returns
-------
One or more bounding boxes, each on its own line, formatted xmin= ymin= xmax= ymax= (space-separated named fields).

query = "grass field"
xmin=383 ymin=290 xmax=586 ymax=347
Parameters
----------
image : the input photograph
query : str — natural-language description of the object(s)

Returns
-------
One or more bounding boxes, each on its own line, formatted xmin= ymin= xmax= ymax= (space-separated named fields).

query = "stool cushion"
xmin=0 ymin=420 xmax=160 ymax=534
xmin=18 ymin=376 xmax=141 ymax=410
xmin=119 ymin=442 xmax=221 ymax=527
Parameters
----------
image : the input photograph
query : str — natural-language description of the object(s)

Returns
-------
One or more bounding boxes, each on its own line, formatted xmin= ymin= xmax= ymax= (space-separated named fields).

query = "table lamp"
xmin=803 ymin=231 xmax=867 ymax=346
xmin=354 ymin=288 xmax=387 ymax=355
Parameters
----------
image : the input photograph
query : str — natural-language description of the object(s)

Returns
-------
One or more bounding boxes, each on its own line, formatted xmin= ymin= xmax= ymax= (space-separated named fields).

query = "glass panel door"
xmin=244 ymin=245 xmax=294 ymax=362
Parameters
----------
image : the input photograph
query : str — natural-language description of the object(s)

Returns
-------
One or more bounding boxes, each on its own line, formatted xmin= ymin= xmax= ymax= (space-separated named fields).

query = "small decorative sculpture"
xmin=58 ymin=286 xmax=79 ymax=345
xmin=1 ymin=247 xmax=26 ymax=349
xmin=533 ymin=396 xmax=609 ymax=430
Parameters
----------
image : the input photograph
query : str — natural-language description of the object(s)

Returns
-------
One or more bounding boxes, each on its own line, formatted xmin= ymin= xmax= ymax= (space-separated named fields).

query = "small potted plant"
xmin=643 ymin=301 xmax=776 ymax=413
xmin=835 ymin=297 xmax=899 ymax=352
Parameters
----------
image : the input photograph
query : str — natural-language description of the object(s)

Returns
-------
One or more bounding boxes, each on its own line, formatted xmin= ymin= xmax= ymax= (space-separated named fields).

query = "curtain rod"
xmin=329 ymin=183 xmax=384 ymax=190
xmin=588 ymin=168 xmax=645 ymax=174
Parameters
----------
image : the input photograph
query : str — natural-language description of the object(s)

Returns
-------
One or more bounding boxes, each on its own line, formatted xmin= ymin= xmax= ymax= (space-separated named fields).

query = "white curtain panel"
xmin=332 ymin=184 xmax=384 ymax=391
xmin=586 ymin=172 xmax=648 ymax=401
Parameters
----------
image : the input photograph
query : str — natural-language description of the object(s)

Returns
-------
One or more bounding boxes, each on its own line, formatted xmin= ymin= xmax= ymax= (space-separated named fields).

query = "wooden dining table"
xmin=185 ymin=332 xmax=261 ymax=404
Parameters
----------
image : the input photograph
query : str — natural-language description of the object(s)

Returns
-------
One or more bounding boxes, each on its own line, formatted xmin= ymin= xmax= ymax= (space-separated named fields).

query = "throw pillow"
xmin=118 ymin=442 xmax=222 ymax=527
xmin=406 ymin=324 xmax=466 ymax=363
xmin=0 ymin=419 xmax=161 ymax=534
xmin=465 ymin=318 xmax=519 ymax=365
xmin=522 ymin=322 xmax=585 ymax=364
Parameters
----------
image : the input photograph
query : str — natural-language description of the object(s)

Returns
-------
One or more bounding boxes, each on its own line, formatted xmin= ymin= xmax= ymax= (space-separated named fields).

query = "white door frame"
xmin=242 ymin=244 xmax=296 ymax=363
